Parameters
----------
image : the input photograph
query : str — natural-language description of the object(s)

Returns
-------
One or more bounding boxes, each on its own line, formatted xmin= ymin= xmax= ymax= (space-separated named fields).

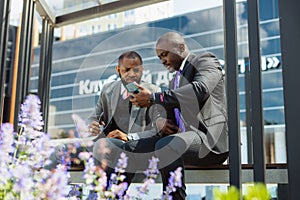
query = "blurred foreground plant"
xmin=213 ymin=183 xmax=271 ymax=200
xmin=0 ymin=94 xmax=182 ymax=200
xmin=0 ymin=94 xmax=69 ymax=200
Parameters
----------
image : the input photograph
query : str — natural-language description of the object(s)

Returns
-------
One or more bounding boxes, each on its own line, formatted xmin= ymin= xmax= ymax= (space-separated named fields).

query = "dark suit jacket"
xmin=88 ymin=80 xmax=162 ymax=139
xmin=154 ymin=52 xmax=228 ymax=155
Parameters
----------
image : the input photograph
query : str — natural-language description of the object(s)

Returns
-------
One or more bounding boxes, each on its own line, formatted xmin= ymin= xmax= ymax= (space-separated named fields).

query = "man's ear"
xmin=179 ymin=43 xmax=185 ymax=54
xmin=116 ymin=65 xmax=120 ymax=74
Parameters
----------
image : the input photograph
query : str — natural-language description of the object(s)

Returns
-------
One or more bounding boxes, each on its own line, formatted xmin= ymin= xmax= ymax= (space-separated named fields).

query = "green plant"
xmin=213 ymin=183 xmax=271 ymax=200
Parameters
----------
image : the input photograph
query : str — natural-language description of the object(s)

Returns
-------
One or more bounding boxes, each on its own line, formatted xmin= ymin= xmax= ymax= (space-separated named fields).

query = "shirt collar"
xmin=120 ymin=83 xmax=129 ymax=99
xmin=179 ymin=53 xmax=190 ymax=72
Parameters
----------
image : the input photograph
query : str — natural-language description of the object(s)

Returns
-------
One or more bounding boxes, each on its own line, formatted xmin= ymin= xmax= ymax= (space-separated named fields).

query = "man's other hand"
xmin=106 ymin=129 xmax=128 ymax=141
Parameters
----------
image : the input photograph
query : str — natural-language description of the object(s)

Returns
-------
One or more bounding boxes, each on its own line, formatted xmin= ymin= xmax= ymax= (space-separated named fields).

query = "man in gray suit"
xmin=88 ymin=51 xmax=162 ymax=190
xmin=129 ymin=32 xmax=229 ymax=199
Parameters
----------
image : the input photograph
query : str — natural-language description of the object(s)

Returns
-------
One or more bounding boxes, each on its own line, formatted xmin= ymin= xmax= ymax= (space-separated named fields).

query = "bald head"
xmin=155 ymin=32 xmax=190 ymax=72
xmin=156 ymin=32 xmax=189 ymax=58
xmin=157 ymin=32 xmax=185 ymax=45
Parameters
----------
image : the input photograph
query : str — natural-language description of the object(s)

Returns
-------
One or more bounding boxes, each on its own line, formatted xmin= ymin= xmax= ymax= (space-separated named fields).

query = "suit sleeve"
xmin=153 ymin=53 xmax=223 ymax=112
xmin=87 ymin=88 xmax=105 ymax=125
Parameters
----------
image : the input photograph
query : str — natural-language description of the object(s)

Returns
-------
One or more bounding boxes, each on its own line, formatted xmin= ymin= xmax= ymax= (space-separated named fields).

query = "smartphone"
xmin=125 ymin=82 xmax=139 ymax=94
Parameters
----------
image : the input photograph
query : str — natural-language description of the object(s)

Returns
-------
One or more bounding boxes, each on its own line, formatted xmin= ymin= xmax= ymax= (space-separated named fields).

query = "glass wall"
xmin=29 ymin=0 xmax=285 ymax=164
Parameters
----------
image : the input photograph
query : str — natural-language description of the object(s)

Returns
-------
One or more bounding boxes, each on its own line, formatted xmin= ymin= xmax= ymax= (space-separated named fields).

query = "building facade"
xmin=29 ymin=0 xmax=284 ymax=164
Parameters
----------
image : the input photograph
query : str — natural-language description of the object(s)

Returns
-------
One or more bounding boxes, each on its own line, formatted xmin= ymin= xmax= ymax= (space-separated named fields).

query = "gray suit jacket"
xmin=88 ymin=80 xmax=162 ymax=139
xmin=154 ymin=52 xmax=228 ymax=155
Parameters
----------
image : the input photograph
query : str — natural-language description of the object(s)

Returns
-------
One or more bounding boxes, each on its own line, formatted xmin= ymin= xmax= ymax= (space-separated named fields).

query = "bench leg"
xmin=277 ymin=183 xmax=289 ymax=200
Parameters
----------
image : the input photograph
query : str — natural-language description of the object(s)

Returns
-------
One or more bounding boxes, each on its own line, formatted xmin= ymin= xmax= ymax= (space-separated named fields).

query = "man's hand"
xmin=156 ymin=117 xmax=180 ymax=136
xmin=89 ymin=120 xmax=105 ymax=136
xmin=130 ymin=82 xmax=152 ymax=108
xmin=106 ymin=129 xmax=128 ymax=142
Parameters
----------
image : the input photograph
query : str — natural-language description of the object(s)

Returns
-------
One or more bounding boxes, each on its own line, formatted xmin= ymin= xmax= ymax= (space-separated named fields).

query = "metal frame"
xmin=0 ymin=0 xmax=11 ymax=124
xmin=55 ymin=0 xmax=169 ymax=27
xmin=35 ymin=0 xmax=55 ymax=25
xmin=13 ymin=0 xmax=35 ymax=129
xmin=244 ymin=57 xmax=253 ymax=164
xmin=279 ymin=0 xmax=300 ymax=199
xmin=223 ymin=0 xmax=241 ymax=189
xmin=247 ymin=0 xmax=266 ymax=182
xmin=38 ymin=18 xmax=54 ymax=132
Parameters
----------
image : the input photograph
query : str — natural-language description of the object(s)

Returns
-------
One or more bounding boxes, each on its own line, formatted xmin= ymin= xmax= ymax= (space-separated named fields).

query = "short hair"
xmin=118 ymin=51 xmax=143 ymax=66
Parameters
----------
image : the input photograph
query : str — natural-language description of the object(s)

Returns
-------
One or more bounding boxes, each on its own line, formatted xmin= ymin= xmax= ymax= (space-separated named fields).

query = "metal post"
xmin=223 ymin=0 xmax=241 ymax=189
xmin=247 ymin=0 xmax=266 ymax=182
xmin=38 ymin=19 xmax=54 ymax=132
xmin=244 ymin=57 xmax=253 ymax=164
xmin=0 ymin=0 xmax=11 ymax=124
xmin=14 ymin=0 xmax=35 ymax=129
xmin=278 ymin=0 xmax=300 ymax=199
xmin=22 ymin=0 xmax=35 ymax=99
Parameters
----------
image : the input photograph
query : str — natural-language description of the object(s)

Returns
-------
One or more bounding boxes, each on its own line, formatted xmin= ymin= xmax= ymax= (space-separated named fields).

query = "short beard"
xmin=118 ymin=73 xmax=141 ymax=86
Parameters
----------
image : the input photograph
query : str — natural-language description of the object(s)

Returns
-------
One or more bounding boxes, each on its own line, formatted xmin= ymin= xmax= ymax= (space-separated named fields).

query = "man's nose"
xmin=161 ymin=58 xmax=167 ymax=65
xmin=127 ymin=69 xmax=136 ymax=76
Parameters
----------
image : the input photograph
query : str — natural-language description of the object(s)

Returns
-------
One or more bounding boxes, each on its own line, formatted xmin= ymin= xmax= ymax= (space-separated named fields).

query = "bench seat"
xmin=68 ymin=164 xmax=288 ymax=184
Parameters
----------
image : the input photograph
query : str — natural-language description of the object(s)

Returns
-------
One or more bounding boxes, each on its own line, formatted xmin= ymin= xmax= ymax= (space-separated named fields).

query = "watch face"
xmin=149 ymin=94 xmax=155 ymax=103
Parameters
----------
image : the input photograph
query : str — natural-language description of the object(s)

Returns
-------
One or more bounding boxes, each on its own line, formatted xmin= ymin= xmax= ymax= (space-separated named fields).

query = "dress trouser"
xmin=123 ymin=131 xmax=229 ymax=200
xmin=93 ymin=137 xmax=135 ymax=197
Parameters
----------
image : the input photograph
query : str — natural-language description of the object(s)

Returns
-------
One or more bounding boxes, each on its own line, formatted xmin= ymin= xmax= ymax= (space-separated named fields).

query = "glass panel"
xmin=29 ymin=0 xmax=287 ymax=166
xmin=29 ymin=12 xmax=43 ymax=93
xmin=54 ymin=0 xmax=174 ymax=41
xmin=236 ymin=0 xmax=285 ymax=164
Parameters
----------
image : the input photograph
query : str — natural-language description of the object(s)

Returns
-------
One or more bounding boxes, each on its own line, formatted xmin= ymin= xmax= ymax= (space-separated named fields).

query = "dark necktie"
xmin=174 ymin=70 xmax=186 ymax=132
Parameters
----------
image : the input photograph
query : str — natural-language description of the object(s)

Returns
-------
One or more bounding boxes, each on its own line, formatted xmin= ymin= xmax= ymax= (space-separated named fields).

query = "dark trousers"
xmin=123 ymin=131 xmax=229 ymax=200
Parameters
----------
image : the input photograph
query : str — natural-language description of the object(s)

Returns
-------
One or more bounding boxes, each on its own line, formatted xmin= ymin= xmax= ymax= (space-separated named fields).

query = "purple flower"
xmin=114 ymin=152 xmax=128 ymax=174
xmin=136 ymin=156 xmax=160 ymax=197
xmin=144 ymin=156 xmax=160 ymax=179
xmin=79 ymin=151 xmax=92 ymax=161
xmin=168 ymin=167 xmax=182 ymax=188
xmin=18 ymin=94 xmax=44 ymax=133
xmin=72 ymin=114 xmax=90 ymax=138
xmin=110 ymin=182 xmax=128 ymax=197
xmin=161 ymin=167 xmax=183 ymax=199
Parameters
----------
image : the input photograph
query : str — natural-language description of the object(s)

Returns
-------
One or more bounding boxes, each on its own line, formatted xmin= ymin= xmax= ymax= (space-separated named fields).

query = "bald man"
xmin=128 ymin=32 xmax=229 ymax=199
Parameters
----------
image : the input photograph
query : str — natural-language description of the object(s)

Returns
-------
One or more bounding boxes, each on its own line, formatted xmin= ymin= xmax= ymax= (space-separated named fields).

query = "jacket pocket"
xmin=203 ymin=114 xmax=226 ymax=127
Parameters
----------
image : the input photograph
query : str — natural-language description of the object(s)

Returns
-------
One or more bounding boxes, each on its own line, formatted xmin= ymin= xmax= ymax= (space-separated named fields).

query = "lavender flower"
xmin=0 ymin=123 xmax=15 ymax=163
xmin=110 ymin=182 xmax=128 ymax=197
xmin=35 ymin=165 xmax=69 ymax=200
xmin=114 ymin=152 xmax=128 ymax=174
xmin=0 ymin=94 xmax=69 ymax=200
xmin=18 ymin=94 xmax=44 ymax=134
xmin=0 ymin=94 xmax=183 ymax=199
xmin=136 ymin=156 xmax=160 ymax=198
xmin=161 ymin=167 xmax=183 ymax=200
xmin=144 ymin=156 xmax=160 ymax=179
xmin=72 ymin=114 xmax=90 ymax=138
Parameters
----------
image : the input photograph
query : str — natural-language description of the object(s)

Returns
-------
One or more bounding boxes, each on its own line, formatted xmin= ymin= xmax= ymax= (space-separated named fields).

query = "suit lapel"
xmin=128 ymin=104 xmax=140 ymax=132
xmin=111 ymin=81 xmax=121 ymax=116
xmin=170 ymin=75 xmax=176 ymax=89
xmin=180 ymin=55 xmax=196 ymax=86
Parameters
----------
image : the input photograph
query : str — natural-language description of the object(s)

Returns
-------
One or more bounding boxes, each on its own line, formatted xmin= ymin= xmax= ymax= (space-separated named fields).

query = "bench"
xmin=68 ymin=163 xmax=288 ymax=184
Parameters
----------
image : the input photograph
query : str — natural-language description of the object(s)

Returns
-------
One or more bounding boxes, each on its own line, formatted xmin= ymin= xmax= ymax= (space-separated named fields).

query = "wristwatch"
xmin=149 ymin=93 xmax=155 ymax=105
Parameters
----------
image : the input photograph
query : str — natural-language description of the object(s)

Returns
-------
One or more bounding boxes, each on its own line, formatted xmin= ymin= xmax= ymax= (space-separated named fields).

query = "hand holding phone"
xmin=125 ymin=82 xmax=140 ymax=94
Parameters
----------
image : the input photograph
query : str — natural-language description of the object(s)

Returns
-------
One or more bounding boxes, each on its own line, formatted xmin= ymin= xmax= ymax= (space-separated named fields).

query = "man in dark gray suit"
xmin=129 ymin=32 xmax=229 ymax=199
xmin=88 ymin=51 xmax=161 ymax=140
xmin=88 ymin=51 xmax=162 ymax=190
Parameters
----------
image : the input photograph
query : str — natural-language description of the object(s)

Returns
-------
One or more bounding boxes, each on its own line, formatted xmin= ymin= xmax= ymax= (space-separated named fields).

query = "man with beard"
xmin=88 ymin=51 xmax=162 ymax=195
